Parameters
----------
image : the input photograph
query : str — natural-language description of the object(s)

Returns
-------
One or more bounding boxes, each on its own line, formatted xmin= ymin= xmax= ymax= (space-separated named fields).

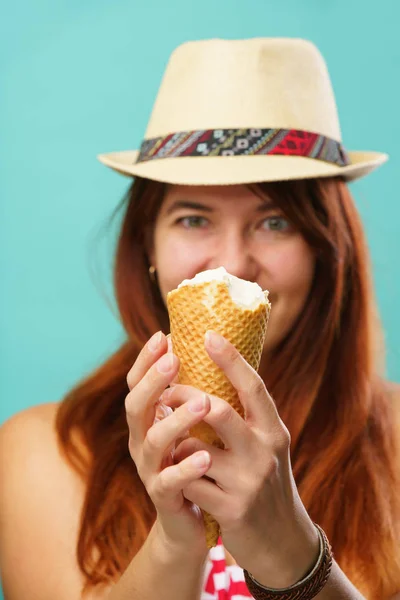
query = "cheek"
xmin=158 ymin=238 xmax=190 ymax=268
xmin=263 ymin=239 xmax=315 ymax=350
xmin=153 ymin=233 xmax=206 ymax=299
xmin=265 ymin=241 xmax=314 ymax=296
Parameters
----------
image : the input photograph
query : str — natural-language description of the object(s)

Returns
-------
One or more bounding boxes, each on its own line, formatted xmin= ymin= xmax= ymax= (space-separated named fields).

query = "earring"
xmin=149 ymin=265 xmax=157 ymax=283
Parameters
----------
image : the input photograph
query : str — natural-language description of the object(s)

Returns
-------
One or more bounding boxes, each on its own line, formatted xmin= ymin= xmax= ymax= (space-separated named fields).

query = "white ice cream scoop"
xmin=177 ymin=267 xmax=268 ymax=310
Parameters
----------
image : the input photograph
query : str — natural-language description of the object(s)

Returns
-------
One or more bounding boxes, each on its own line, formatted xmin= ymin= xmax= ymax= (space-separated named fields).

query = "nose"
xmin=210 ymin=230 xmax=257 ymax=281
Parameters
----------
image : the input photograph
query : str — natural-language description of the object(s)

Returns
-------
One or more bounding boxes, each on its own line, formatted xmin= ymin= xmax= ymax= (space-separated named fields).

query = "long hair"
xmin=55 ymin=176 xmax=400 ymax=599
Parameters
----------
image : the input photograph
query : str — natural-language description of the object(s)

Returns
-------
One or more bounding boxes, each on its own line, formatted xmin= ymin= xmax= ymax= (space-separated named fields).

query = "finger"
xmin=150 ymin=451 xmax=212 ymax=512
xmin=166 ymin=333 xmax=173 ymax=353
xmin=182 ymin=477 xmax=228 ymax=522
xmin=204 ymin=330 xmax=280 ymax=429
xmin=142 ymin=394 xmax=211 ymax=473
xmin=174 ymin=436 xmax=224 ymax=465
xmin=126 ymin=331 xmax=167 ymax=391
xmin=174 ymin=437 xmax=234 ymax=489
xmin=174 ymin=436 xmax=210 ymax=462
xmin=161 ymin=384 xmax=251 ymax=452
xmin=166 ymin=334 xmax=179 ymax=386
xmin=126 ymin=352 xmax=180 ymax=446
xmin=154 ymin=399 xmax=190 ymax=447
xmin=153 ymin=402 xmax=174 ymax=423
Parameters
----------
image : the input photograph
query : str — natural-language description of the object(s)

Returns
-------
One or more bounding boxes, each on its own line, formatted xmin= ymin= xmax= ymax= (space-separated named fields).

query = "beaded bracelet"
xmin=243 ymin=524 xmax=333 ymax=600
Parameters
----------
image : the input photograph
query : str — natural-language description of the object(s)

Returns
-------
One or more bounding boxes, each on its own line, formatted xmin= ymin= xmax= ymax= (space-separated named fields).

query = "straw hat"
xmin=98 ymin=38 xmax=388 ymax=185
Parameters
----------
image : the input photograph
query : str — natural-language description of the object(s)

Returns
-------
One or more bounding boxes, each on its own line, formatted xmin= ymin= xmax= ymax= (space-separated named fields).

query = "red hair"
xmin=56 ymin=177 xmax=400 ymax=598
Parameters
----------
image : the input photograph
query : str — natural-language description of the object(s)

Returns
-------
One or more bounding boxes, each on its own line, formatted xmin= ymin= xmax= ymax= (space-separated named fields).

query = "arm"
xmin=163 ymin=331 xmax=377 ymax=600
xmin=248 ymin=561 xmax=366 ymax=599
xmin=1 ymin=332 xmax=214 ymax=600
xmin=106 ymin=522 xmax=208 ymax=600
xmin=314 ymin=562 xmax=366 ymax=599
xmin=0 ymin=403 xmax=209 ymax=600
xmin=0 ymin=404 xmax=98 ymax=600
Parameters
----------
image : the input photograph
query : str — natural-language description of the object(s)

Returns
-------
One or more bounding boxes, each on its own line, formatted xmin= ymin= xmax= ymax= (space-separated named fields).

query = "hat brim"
xmin=97 ymin=150 xmax=388 ymax=185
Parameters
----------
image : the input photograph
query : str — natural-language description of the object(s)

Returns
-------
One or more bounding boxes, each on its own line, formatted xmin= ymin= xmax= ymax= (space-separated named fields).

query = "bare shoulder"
xmin=0 ymin=402 xmax=63 ymax=480
xmin=0 ymin=403 xmax=108 ymax=600
xmin=1 ymin=399 xmax=59 ymax=427
xmin=389 ymin=382 xmax=400 ymax=399
xmin=0 ymin=402 xmax=61 ymax=449
xmin=0 ymin=402 xmax=77 ymax=498
xmin=387 ymin=381 xmax=400 ymax=420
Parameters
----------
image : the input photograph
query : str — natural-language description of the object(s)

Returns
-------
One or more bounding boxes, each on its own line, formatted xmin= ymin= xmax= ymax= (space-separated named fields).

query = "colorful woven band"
xmin=243 ymin=523 xmax=333 ymax=599
xmin=136 ymin=128 xmax=350 ymax=167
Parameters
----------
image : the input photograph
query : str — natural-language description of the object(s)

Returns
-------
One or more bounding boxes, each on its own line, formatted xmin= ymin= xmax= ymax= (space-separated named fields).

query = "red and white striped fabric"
xmin=202 ymin=536 xmax=254 ymax=599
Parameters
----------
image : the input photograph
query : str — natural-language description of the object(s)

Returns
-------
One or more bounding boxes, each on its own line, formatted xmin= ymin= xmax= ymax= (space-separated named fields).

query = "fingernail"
xmin=192 ymin=452 xmax=210 ymax=469
xmin=166 ymin=334 xmax=173 ymax=353
xmin=148 ymin=331 xmax=163 ymax=352
xmin=188 ymin=395 xmax=207 ymax=413
xmin=205 ymin=330 xmax=225 ymax=350
xmin=156 ymin=354 xmax=175 ymax=373
xmin=161 ymin=387 xmax=173 ymax=402
xmin=155 ymin=403 xmax=173 ymax=420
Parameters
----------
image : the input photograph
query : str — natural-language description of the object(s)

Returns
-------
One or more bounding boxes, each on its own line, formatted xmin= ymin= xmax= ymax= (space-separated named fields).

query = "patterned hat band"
xmin=136 ymin=128 xmax=350 ymax=167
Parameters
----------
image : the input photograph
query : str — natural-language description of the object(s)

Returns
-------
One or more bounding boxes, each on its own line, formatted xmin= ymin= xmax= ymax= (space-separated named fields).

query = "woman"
xmin=1 ymin=38 xmax=400 ymax=600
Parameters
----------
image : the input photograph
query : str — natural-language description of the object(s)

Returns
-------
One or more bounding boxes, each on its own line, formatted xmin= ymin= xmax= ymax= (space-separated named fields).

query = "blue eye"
xmin=261 ymin=216 xmax=289 ymax=232
xmin=177 ymin=216 xmax=208 ymax=229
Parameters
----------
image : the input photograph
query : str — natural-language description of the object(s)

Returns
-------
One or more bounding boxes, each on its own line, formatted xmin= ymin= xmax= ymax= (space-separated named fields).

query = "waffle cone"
xmin=167 ymin=280 xmax=270 ymax=548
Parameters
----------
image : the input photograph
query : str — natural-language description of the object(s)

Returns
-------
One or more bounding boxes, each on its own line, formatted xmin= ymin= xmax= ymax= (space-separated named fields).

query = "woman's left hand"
xmin=160 ymin=330 xmax=320 ymax=589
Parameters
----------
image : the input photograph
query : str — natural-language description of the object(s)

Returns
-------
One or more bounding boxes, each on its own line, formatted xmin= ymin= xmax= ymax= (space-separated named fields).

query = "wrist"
xmin=150 ymin=520 xmax=209 ymax=566
xmin=243 ymin=524 xmax=333 ymax=599
xmin=245 ymin=517 xmax=320 ymax=589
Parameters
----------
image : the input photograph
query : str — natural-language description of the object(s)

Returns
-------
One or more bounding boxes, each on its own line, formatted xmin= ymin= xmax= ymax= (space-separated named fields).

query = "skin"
xmin=0 ymin=182 xmax=385 ymax=597
xmin=126 ymin=330 xmax=322 ymax=588
xmin=139 ymin=183 xmax=320 ymax=581
xmin=149 ymin=184 xmax=316 ymax=353
xmin=124 ymin=181 xmax=373 ymax=597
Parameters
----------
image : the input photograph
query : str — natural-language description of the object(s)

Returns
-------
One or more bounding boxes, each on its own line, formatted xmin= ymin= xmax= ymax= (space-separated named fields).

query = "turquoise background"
xmin=1 ymin=0 xmax=399 ymax=596
xmin=2 ymin=0 xmax=399 ymax=428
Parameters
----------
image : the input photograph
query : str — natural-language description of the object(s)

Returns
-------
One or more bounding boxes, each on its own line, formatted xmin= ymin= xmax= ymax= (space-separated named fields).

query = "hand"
xmin=125 ymin=331 xmax=212 ymax=557
xmin=161 ymin=330 xmax=320 ymax=588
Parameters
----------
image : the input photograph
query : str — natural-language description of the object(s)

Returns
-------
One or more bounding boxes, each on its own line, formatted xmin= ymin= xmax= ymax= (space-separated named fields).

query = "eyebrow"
xmin=165 ymin=201 xmax=214 ymax=215
xmin=164 ymin=198 xmax=276 ymax=216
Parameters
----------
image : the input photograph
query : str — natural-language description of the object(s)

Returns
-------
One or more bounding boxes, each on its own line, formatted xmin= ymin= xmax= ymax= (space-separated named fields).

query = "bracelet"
xmin=243 ymin=523 xmax=333 ymax=600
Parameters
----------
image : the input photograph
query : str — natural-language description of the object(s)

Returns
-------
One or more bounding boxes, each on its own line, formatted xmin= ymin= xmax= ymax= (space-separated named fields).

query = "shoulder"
xmin=386 ymin=381 xmax=400 ymax=419
xmin=0 ymin=401 xmax=91 ymax=474
xmin=390 ymin=382 xmax=400 ymax=397
xmin=0 ymin=402 xmax=61 ymax=478
xmin=0 ymin=403 xmax=106 ymax=599
xmin=0 ymin=402 xmax=70 ymax=488
xmin=1 ymin=401 xmax=59 ymax=439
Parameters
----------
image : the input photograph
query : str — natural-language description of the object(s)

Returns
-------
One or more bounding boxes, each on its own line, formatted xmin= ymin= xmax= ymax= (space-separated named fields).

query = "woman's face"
xmin=150 ymin=184 xmax=315 ymax=353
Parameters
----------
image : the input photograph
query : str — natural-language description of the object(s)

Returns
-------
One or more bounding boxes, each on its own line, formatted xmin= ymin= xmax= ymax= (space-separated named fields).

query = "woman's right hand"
xmin=125 ymin=330 xmax=212 ymax=556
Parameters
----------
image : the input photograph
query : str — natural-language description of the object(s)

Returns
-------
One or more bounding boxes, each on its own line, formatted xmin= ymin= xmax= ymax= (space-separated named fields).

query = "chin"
xmin=262 ymin=316 xmax=288 ymax=353
xmin=263 ymin=332 xmax=277 ymax=353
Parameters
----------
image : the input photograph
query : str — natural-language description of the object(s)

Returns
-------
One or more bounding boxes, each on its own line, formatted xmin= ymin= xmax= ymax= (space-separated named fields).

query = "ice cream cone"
xmin=167 ymin=270 xmax=271 ymax=547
